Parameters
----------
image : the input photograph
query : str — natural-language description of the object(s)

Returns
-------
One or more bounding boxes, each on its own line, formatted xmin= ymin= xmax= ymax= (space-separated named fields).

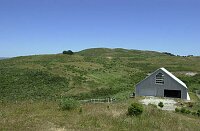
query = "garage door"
xmin=140 ymin=87 xmax=156 ymax=96
xmin=164 ymin=89 xmax=181 ymax=98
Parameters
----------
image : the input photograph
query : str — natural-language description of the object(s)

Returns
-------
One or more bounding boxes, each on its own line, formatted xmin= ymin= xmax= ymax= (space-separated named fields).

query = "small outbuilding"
xmin=135 ymin=67 xmax=190 ymax=100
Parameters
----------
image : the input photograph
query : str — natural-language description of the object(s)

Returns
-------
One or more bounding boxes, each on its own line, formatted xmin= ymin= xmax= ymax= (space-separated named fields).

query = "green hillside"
xmin=1 ymin=48 xmax=200 ymax=130
xmin=1 ymin=48 xmax=200 ymax=101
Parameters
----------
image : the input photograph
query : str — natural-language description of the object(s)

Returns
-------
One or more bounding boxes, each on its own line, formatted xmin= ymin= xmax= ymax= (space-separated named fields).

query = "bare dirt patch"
xmin=106 ymin=57 xmax=113 ymax=60
xmin=140 ymin=97 xmax=177 ymax=111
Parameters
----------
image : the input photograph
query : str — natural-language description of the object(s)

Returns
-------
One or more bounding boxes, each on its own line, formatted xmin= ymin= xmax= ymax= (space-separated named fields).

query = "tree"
xmin=63 ymin=50 xmax=74 ymax=55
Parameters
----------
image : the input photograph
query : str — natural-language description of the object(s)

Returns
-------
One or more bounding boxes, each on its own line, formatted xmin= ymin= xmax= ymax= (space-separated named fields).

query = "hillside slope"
xmin=1 ymin=48 xmax=200 ymax=101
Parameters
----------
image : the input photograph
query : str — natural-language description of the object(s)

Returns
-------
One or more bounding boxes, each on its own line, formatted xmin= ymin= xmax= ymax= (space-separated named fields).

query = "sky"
xmin=0 ymin=0 xmax=200 ymax=57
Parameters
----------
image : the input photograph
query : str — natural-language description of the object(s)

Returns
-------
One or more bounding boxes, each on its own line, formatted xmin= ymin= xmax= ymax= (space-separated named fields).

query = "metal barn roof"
xmin=160 ymin=67 xmax=187 ymax=88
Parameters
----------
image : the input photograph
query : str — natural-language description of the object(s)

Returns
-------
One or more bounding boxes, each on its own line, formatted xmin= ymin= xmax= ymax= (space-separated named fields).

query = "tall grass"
xmin=1 ymin=101 xmax=200 ymax=131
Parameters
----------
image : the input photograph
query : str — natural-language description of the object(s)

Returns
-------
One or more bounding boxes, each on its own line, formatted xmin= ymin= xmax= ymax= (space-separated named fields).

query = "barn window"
xmin=155 ymin=73 xmax=164 ymax=85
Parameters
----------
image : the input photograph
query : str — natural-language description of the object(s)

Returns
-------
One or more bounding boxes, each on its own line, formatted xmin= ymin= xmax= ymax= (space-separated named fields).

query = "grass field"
xmin=0 ymin=48 xmax=200 ymax=130
xmin=1 ymin=100 xmax=200 ymax=131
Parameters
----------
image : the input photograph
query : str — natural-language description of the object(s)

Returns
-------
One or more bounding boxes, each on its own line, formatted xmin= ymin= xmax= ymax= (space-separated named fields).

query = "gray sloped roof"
xmin=136 ymin=67 xmax=187 ymax=88
xmin=160 ymin=67 xmax=187 ymax=88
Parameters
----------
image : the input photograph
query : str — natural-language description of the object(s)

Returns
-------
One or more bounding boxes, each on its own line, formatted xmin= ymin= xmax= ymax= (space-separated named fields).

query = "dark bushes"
xmin=162 ymin=52 xmax=175 ymax=56
xmin=63 ymin=50 xmax=74 ymax=55
xmin=191 ymin=111 xmax=197 ymax=115
xmin=180 ymin=108 xmax=186 ymax=113
xmin=176 ymin=107 xmax=200 ymax=116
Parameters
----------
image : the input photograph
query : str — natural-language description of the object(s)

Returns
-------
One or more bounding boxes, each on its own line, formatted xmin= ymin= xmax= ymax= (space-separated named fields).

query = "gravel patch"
xmin=140 ymin=97 xmax=177 ymax=111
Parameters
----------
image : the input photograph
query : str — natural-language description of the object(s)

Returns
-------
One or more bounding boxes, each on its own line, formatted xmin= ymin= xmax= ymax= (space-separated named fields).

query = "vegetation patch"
xmin=59 ymin=98 xmax=80 ymax=111
xmin=71 ymin=87 xmax=129 ymax=100
xmin=1 ymin=48 xmax=200 ymax=101
xmin=127 ymin=102 xmax=144 ymax=116
xmin=175 ymin=107 xmax=200 ymax=117
xmin=0 ymin=68 xmax=70 ymax=101
xmin=158 ymin=102 xmax=164 ymax=108
xmin=63 ymin=50 xmax=74 ymax=55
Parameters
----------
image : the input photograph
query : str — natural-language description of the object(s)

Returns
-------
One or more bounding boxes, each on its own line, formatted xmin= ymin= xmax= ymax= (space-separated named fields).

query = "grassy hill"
xmin=1 ymin=48 xmax=200 ymax=130
xmin=1 ymin=48 xmax=200 ymax=101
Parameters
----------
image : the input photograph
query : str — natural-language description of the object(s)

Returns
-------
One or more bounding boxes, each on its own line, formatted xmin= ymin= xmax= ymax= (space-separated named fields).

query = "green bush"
xmin=60 ymin=98 xmax=79 ymax=111
xmin=180 ymin=108 xmax=186 ymax=113
xmin=158 ymin=102 xmax=164 ymax=108
xmin=192 ymin=111 xmax=197 ymax=116
xmin=175 ymin=108 xmax=180 ymax=112
xmin=128 ymin=102 xmax=144 ymax=116
xmin=176 ymin=108 xmax=199 ymax=116
xmin=185 ymin=109 xmax=191 ymax=114
xmin=180 ymin=108 xmax=191 ymax=114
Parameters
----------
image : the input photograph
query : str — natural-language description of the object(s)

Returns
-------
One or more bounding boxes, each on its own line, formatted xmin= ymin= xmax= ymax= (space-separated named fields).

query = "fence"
xmin=80 ymin=98 xmax=115 ymax=103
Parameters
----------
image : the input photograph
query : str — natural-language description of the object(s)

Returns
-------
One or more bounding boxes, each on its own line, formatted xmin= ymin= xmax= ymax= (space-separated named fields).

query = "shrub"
xmin=175 ymin=108 xmax=180 ymax=112
xmin=63 ymin=50 xmax=74 ymax=55
xmin=63 ymin=50 xmax=68 ymax=54
xmin=128 ymin=102 xmax=144 ymax=116
xmin=60 ymin=98 xmax=79 ymax=111
xmin=163 ymin=52 xmax=175 ymax=56
xmin=158 ymin=102 xmax=164 ymax=108
xmin=180 ymin=108 xmax=186 ymax=113
xmin=192 ymin=111 xmax=196 ymax=116
xmin=185 ymin=109 xmax=191 ymax=114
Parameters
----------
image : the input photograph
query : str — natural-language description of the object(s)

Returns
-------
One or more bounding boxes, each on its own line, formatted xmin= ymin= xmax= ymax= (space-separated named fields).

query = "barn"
xmin=135 ymin=67 xmax=190 ymax=100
